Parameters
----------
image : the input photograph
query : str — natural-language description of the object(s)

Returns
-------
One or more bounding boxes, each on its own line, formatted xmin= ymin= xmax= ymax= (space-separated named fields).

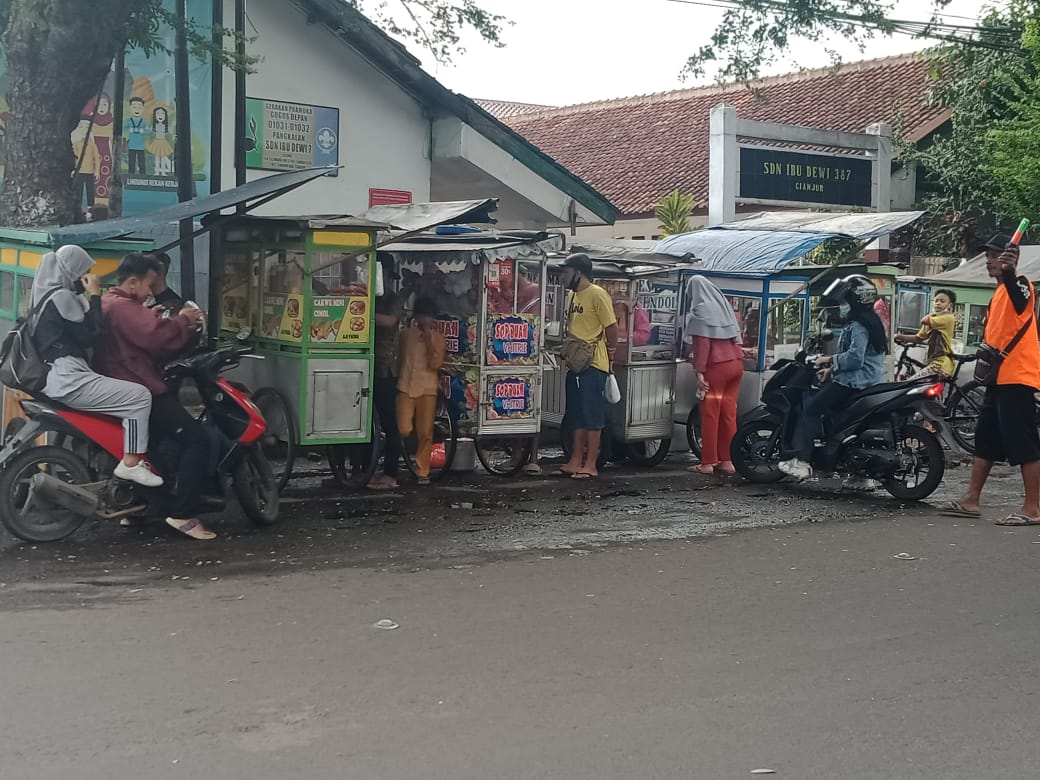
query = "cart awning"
xmin=918 ymin=245 xmax=1040 ymax=286
xmin=32 ymin=167 xmax=340 ymax=248
xmin=358 ymin=199 xmax=499 ymax=232
xmin=654 ymin=211 xmax=926 ymax=272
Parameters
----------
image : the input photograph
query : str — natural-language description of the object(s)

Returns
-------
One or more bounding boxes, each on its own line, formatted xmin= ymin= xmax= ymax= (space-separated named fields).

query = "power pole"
xmin=175 ymin=0 xmax=196 ymax=301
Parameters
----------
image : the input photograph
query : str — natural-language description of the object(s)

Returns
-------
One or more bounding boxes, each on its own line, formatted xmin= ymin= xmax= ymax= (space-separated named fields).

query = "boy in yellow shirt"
xmin=897 ymin=288 xmax=957 ymax=379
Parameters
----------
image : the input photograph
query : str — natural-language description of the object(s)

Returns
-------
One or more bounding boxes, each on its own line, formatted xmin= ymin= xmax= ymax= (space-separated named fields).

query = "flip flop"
xmin=552 ymin=468 xmax=578 ymax=477
xmin=165 ymin=517 xmax=217 ymax=541
xmin=571 ymin=471 xmax=597 ymax=480
xmin=996 ymin=513 xmax=1040 ymax=526
xmin=523 ymin=464 xmax=543 ymax=477
xmin=937 ymin=500 xmax=982 ymax=519
xmin=687 ymin=464 xmax=716 ymax=475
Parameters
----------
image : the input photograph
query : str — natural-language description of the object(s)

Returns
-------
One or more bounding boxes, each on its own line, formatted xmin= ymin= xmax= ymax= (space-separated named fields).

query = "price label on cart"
xmin=489 ymin=376 xmax=533 ymax=419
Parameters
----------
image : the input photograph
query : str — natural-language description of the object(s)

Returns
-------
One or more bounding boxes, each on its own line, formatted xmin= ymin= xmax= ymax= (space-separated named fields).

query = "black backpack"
xmin=0 ymin=288 xmax=59 ymax=393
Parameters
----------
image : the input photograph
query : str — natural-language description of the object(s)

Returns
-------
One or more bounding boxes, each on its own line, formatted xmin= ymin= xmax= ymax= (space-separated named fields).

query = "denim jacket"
xmin=832 ymin=321 xmax=885 ymax=390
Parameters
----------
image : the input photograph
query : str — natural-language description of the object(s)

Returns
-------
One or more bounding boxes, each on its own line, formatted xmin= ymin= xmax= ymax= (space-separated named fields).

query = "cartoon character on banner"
xmin=147 ymin=105 xmax=174 ymax=177
xmin=123 ymin=96 xmax=148 ymax=176
xmin=82 ymin=93 xmax=114 ymax=209
xmin=71 ymin=116 xmax=100 ymax=211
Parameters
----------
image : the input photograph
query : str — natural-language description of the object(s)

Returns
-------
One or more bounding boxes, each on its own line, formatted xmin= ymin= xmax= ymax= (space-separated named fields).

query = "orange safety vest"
xmin=984 ymin=277 xmax=1040 ymax=389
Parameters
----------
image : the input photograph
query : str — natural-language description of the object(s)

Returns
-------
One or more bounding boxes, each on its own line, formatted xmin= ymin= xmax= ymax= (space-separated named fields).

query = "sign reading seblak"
xmin=739 ymin=147 xmax=873 ymax=207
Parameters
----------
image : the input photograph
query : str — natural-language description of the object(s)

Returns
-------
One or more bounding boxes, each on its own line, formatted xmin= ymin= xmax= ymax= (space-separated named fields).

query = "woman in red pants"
xmin=684 ymin=276 xmax=745 ymax=476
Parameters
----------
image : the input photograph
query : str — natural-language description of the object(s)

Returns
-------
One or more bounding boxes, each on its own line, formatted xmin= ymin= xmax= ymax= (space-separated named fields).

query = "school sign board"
xmin=738 ymin=147 xmax=873 ymax=208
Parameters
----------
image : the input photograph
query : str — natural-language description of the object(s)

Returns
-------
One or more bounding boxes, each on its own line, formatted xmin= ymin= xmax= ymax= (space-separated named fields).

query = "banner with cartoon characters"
xmin=0 ymin=0 xmax=213 ymax=219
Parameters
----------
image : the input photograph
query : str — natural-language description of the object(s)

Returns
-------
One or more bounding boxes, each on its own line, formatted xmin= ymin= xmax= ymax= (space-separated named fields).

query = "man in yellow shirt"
xmin=560 ymin=253 xmax=618 ymax=479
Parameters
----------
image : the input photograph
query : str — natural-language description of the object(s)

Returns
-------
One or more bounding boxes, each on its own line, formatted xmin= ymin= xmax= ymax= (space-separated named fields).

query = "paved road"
xmin=2 ymin=458 xmax=1037 ymax=778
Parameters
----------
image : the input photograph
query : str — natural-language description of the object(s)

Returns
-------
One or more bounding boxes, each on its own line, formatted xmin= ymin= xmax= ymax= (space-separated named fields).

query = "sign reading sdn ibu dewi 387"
xmin=739 ymin=146 xmax=873 ymax=208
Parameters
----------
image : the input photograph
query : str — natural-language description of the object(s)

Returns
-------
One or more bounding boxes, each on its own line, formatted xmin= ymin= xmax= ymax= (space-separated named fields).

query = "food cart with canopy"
xmin=379 ymin=228 xmax=560 ymax=477
xmin=541 ymin=247 xmax=698 ymax=467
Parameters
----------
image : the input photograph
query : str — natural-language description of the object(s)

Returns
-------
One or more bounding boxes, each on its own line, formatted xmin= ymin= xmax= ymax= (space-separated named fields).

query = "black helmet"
xmin=822 ymin=274 xmax=878 ymax=307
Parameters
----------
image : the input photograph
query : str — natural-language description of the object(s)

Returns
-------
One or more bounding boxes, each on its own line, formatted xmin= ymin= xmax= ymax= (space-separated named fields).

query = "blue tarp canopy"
xmin=25 ymin=166 xmax=340 ymax=249
xmin=654 ymin=211 xmax=926 ymax=272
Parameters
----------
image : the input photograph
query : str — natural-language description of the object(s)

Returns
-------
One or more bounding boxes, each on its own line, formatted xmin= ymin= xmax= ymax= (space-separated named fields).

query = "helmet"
xmin=822 ymin=274 xmax=878 ymax=307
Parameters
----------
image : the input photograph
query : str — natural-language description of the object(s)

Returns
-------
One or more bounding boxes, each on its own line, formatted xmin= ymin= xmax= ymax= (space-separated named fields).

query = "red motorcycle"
xmin=0 ymin=344 xmax=279 ymax=542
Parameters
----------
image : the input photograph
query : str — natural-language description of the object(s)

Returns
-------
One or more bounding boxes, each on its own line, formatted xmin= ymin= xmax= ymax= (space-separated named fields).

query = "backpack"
xmin=0 ymin=288 xmax=59 ymax=393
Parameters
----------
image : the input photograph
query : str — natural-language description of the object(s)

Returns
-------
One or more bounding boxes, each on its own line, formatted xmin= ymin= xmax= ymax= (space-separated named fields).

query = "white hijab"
xmin=683 ymin=275 xmax=741 ymax=342
xmin=31 ymin=245 xmax=95 ymax=322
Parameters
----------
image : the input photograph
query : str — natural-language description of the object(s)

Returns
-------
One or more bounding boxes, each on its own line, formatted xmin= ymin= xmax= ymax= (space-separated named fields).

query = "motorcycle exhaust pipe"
xmin=28 ymin=473 xmax=99 ymax=517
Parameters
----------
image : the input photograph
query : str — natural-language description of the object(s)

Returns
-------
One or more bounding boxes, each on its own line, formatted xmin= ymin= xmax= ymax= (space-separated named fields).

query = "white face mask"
xmin=143 ymin=295 xmax=157 ymax=307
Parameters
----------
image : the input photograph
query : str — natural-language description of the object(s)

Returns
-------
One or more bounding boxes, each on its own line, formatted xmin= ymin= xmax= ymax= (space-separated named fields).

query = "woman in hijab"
xmin=31 ymin=245 xmax=161 ymax=488
xmin=684 ymin=275 xmax=744 ymax=476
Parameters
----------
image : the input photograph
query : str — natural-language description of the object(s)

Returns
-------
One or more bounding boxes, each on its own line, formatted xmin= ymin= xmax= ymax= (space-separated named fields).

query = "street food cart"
xmin=541 ymin=248 xmax=697 ymax=467
xmin=382 ymin=229 xmax=561 ymax=477
xmin=0 ymin=228 xmax=155 ymax=435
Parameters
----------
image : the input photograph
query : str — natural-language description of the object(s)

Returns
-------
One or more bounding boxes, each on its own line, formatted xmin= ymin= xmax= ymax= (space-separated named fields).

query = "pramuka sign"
xmin=738 ymin=147 xmax=873 ymax=208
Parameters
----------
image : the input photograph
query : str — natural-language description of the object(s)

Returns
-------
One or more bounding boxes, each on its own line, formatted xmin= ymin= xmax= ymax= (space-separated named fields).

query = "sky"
xmin=411 ymin=0 xmax=994 ymax=107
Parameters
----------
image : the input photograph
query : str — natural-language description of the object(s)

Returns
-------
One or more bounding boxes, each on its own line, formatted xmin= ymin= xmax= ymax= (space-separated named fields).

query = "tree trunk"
xmin=0 ymin=0 xmax=138 ymax=227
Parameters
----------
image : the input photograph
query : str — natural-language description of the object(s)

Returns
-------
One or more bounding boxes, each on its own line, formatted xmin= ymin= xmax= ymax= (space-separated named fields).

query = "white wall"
xmin=220 ymin=0 xmax=432 ymax=216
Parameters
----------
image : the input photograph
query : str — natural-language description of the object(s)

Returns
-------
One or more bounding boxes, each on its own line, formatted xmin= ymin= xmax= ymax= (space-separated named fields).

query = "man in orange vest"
xmin=942 ymin=235 xmax=1040 ymax=525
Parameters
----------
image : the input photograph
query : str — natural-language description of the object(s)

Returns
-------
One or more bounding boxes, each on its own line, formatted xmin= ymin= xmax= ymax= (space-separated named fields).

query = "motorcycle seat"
xmin=848 ymin=380 xmax=930 ymax=399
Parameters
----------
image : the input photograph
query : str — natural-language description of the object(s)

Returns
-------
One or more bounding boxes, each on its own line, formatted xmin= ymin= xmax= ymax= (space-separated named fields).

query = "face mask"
xmin=566 ymin=272 xmax=581 ymax=292
xmin=839 ymin=304 xmax=851 ymax=320
xmin=143 ymin=295 xmax=157 ymax=307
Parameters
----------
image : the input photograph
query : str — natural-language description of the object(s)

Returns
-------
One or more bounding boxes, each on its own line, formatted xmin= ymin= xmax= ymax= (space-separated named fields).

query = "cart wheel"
xmin=685 ymin=406 xmax=703 ymax=460
xmin=627 ymin=438 xmax=671 ymax=467
xmin=401 ymin=394 xmax=457 ymax=482
xmin=326 ymin=407 xmax=382 ymax=490
xmin=475 ymin=436 xmax=532 ymax=477
xmin=559 ymin=423 xmax=611 ymax=469
xmin=252 ymin=387 xmax=298 ymax=492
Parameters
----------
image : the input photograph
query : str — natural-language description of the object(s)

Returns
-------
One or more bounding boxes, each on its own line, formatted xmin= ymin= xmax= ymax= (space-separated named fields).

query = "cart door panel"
xmin=610 ymin=363 xmax=675 ymax=440
xmin=306 ymin=358 xmax=370 ymax=438
xmin=479 ymin=369 xmax=540 ymax=435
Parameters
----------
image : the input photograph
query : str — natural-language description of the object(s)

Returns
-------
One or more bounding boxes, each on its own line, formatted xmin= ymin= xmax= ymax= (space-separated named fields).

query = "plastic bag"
xmin=604 ymin=373 xmax=621 ymax=404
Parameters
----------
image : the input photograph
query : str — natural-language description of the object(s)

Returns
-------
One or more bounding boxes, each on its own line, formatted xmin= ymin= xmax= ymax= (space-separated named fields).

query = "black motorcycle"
xmin=731 ymin=341 xmax=949 ymax=501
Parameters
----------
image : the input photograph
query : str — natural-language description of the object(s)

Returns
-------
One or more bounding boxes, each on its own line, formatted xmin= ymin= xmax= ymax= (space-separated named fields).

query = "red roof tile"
xmin=502 ymin=54 xmax=948 ymax=216
xmin=474 ymin=99 xmax=556 ymax=118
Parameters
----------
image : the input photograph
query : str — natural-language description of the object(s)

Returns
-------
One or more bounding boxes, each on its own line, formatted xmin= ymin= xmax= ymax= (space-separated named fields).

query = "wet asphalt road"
xmin=2 ymin=454 xmax=1039 ymax=778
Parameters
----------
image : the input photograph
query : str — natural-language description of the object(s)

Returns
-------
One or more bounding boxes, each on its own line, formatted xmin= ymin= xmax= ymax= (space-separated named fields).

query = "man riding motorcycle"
xmin=92 ymin=253 xmax=216 ymax=540
xmin=778 ymin=274 xmax=888 ymax=486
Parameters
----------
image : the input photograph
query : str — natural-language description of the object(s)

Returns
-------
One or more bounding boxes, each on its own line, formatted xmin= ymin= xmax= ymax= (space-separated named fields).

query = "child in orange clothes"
xmin=397 ymin=297 xmax=446 ymax=485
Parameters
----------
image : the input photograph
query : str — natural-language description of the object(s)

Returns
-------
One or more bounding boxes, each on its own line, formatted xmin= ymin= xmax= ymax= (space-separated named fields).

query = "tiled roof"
xmin=474 ymin=99 xmax=555 ymax=118
xmin=503 ymin=54 xmax=949 ymax=216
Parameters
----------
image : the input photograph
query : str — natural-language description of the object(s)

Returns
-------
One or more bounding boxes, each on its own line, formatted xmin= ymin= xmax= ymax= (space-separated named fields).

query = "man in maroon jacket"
xmin=93 ymin=253 xmax=216 ymax=540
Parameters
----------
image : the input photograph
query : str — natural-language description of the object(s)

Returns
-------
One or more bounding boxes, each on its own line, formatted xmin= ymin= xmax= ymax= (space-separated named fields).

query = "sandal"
xmin=687 ymin=464 xmax=716 ymax=475
xmin=165 ymin=517 xmax=217 ymax=541
xmin=937 ymin=500 xmax=981 ymax=519
xmin=996 ymin=513 xmax=1040 ymax=526
xmin=523 ymin=463 xmax=543 ymax=477
xmin=571 ymin=471 xmax=597 ymax=480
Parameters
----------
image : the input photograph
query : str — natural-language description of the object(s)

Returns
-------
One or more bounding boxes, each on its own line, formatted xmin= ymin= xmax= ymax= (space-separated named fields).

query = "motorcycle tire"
xmin=233 ymin=447 xmax=280 ymax=526
xmin=882 ymin=424 xmax=945 ymax=502
xmin=252 ymin=386 xmax=298 ymax=492
xmin=0 ymin=445 xmax=93 ymax=542
xmin=731 ymin=420 xmax=785 ymax=484
xmin=685 ymin=406 xmax=703 ymax=461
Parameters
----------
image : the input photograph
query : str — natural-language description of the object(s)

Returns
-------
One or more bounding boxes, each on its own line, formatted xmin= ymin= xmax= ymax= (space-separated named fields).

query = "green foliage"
xmin=655 ymin=189 xmax=696 ymax=236
xmin=894 ymin=4 xmax=1040 ymax=254
xmin=679 ymin=0 xmax=1019 ymax=83
xmin=807 ymin=237 xmax=863 ymax=266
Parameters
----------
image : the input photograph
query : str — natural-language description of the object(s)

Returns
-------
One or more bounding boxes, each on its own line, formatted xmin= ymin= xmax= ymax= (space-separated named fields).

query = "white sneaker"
xmin=842 ymin=476 xmax=880 ymax=492
xmin=778 ymin=458 xmax=813 ymax=480
xmin=114 ymin=461 xmax=164 ymax=488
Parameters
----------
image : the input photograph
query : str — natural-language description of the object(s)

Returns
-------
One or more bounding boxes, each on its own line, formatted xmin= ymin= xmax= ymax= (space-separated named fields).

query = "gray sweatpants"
xmin=44 ymin=357 xmax=152 ymax=454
